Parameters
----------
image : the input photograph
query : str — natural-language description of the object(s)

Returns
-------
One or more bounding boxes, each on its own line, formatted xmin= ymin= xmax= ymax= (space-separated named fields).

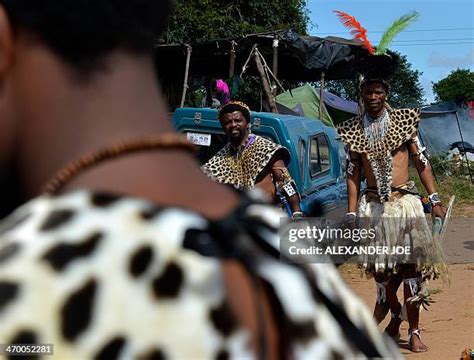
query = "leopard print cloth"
xmin=0 ymin=190 xmax=402 ymax=359
xmin=337 ymin=108 xmax=421 ymax=202
xmin=201 ymin=135 xmax=289 ymax=190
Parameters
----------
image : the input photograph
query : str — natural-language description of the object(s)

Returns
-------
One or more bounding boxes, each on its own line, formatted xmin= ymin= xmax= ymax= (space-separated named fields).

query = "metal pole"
xmin=454 ymin=110 xmax=473 ymax=183
xmin=319 ymin=71 xmax=325 ymax=120
xmin=180 ymin=45 xmax=192 ymax=108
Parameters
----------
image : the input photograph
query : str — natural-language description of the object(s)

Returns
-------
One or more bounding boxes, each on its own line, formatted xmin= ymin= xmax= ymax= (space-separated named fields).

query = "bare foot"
xmin=409 ymin=330 xmax=428 ymax=352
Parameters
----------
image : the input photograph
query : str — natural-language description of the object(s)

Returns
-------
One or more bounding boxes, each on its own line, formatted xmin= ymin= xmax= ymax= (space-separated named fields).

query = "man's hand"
xmin=346 ymin=220 xmax=357 ymax=231
xmin=343 ymin=212 xmax=357 ymax=230
xmin=271 ymin=158 xmax=302 ymax=214
xmin=291 ymin=211 xmax=304 ymax=220
xmin=431 ymin=205 xmax=446 ymax=219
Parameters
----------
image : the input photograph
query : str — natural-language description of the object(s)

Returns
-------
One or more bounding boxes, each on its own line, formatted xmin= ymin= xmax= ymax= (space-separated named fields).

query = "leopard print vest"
xmin=201 ymin=135 xmax=289 ymax=190
xmin=337 ymin=109 xmax=421 ymax=202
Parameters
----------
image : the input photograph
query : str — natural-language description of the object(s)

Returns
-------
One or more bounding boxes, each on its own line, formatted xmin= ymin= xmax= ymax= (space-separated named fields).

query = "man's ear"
xmin=0 ymin=6 xmax=14 ymax=77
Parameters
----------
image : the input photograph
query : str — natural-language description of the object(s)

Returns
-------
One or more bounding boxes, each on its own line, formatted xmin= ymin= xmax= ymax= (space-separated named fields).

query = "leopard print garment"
xmin=0 ymin=190 xmax=402 ymax=359
xmin=201 ymin=135 xmax=289 ymax=190
xmin=337 ymin=108 xmax=421 ymax=201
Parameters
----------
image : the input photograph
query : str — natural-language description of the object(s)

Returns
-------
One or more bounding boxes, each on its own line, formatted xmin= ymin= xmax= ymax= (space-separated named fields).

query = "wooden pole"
xmin=229 ymin=41 xmax=236 ymax=78
xmin=319 ymin=71 xmax=325 ymax=120
xmin=205 ymin=77 xmax=213 ymax=107
xmin=272 ymin=38 xmax=279 ymax=96
xmin=358 ymin=74 xmax=364 ymax=116
xmin=180 ymin=45 xmax=192 ymax=108
xmin=254 ymin=48 xmax=278 ymax=113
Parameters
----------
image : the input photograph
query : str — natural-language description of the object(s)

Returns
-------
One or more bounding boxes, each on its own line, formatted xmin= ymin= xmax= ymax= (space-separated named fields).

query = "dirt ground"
xmin=338 ymin=205 xmax=474 ymax=359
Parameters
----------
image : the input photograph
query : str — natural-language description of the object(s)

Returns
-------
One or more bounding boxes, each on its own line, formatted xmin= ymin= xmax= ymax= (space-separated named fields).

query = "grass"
xmin=430 ymin=287 xmax=443 ymax=295
xmin=409 ymin=155 xmax=474 ymax=212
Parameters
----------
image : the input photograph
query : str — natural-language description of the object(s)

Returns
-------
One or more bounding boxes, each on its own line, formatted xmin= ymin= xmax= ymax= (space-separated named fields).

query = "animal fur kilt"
xmin=356 ymin=190 xmax=447 ymax=281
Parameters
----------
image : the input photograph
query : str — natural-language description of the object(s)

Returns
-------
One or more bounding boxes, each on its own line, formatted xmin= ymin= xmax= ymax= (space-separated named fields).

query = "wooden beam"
xmin=272 ymin=38 xmax=279 ymax=96
xmin=229 ymin=41 xmax=236 ymax=78
xmin=180 ymin=45 xmax=192 ymax=108
xmin=254 ymin=49 xmax=278 ymax=113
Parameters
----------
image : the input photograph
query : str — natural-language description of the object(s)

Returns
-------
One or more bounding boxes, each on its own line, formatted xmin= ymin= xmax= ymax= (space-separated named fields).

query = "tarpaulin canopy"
xmin=276 ymin=84 xmax=333 ymax=126
xmin=155 ymin=30 xmax=376 ymax=82
xmin=276 ymin=84 xmax=357 ymax=125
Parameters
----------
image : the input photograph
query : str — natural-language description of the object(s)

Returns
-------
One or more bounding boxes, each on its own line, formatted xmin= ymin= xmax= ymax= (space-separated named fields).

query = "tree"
xmin=324 ymin=52 xmax=425 ymax=108
xmin=162 ymin=0 xmax=309 ymax=109
xmin=432 ymin=69 xmax=474 ymax=104
xmin=165 ymin=0 xmax=309 ymax=43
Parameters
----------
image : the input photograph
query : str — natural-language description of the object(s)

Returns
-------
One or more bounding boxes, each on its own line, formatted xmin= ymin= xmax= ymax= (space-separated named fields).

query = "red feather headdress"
xmin=334 ymin=10 xmax=375 ymax=55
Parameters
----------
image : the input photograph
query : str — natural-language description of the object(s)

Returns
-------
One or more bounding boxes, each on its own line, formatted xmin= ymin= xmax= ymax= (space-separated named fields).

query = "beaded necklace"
xmin=44 ymin=134 xmax=196 ymax=194
xmin=362 ymin=109 xmax=390 ymax=149
xmin=227 ymin=134 xmax=255 ymax=174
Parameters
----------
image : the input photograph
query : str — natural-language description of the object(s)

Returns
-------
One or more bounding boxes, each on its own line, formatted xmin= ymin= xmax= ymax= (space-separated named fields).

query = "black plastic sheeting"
xmin=154 ymin=30 xmax=385 ymax=82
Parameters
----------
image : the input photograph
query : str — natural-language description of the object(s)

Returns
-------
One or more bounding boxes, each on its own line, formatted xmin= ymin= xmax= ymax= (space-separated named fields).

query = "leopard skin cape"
xmin=337 ymin=108 xmax=421 ymax=202
xmin=202 ymin=135 xmax=290 ymax=190
xmin=0 ymin=190 xmax=402 ymax=359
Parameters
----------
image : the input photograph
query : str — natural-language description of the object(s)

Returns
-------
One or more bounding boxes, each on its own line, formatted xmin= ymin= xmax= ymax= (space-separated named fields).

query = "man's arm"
xmin=407 ymin=138 xmax=446 ymax=218
xmin=271 ymin=159 xmax=302 ymax=215
xmin=347 ymin=151 xmax=362 ymax=215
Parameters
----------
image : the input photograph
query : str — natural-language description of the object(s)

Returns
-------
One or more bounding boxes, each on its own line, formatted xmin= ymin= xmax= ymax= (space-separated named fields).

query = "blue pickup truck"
xmin=172 ymin=107 xmax=348 ymax=218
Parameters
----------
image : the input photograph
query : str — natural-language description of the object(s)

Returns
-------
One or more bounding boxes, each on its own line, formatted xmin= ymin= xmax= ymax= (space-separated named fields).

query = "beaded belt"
xmin=364 ymin=180 xmax=419 ymax=202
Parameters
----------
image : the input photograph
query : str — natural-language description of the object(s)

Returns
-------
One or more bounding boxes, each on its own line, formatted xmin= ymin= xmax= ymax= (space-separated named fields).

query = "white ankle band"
xmin=408 ymin=328 xmax=421 ymax=341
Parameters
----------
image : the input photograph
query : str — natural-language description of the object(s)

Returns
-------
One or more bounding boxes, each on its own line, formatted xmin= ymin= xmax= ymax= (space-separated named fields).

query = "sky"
xmin=306 ymin=0 xmax=474 ymax=104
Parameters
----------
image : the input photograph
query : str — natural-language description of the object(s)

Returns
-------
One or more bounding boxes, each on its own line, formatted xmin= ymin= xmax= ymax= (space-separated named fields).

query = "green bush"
xmin=410 ymin=156 xmax=474 ymax=206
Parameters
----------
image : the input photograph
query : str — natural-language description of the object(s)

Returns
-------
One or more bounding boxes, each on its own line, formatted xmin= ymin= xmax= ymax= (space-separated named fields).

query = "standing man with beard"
xmin=202 ymin=101 xmax=303 ymax=218
xmin=337 ymin=78 xmax=447 ymax=353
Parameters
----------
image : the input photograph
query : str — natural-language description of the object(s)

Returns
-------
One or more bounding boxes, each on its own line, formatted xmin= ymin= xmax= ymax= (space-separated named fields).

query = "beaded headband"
xmin=218 ymin=101 xmax=251 ymax=122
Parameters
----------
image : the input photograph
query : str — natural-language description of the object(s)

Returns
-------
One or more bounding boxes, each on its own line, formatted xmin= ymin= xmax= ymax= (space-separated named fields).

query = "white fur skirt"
xmin=357 ymin=193 xmax=447 ymax=278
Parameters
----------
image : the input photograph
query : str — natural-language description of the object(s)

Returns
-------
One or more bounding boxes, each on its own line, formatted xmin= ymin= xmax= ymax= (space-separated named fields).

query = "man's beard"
xmin=0 ymin=162 xmax=26 ymax=220
xmin=227 ymin=128 xmax=248 ymax=147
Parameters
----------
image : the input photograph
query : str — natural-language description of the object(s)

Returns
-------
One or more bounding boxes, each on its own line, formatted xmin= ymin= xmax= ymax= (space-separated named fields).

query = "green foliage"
xmin=232 ymin=77 xmax=264 ymax=110
xmin=411 ymin=156 xmax=474 ymax=206
xmin=432 ymin=69 xmax=474 ymax=104
xmin=387 ymin=54 xmax=425 ymax=107
xmin=375 ymin=11 xmax=419 ymax=55
xmin=163 ymin=0 xmax=309 ymax=109
xmin=165 ymin=0 xmax=309 ymax=43
xmin=325 ymin=52 xmax=425 ymax=108
xmin=322 ymin=79 xmax=359 ymax=103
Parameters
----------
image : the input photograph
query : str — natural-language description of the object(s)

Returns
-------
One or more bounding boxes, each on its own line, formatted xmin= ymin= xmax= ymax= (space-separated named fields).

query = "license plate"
xmin=187 ymin=132 xmax=211 ymax=146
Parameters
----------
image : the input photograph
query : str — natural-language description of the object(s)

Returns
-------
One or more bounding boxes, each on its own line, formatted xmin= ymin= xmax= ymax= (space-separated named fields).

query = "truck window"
xmin=310 ymin=134 xmax=331 ymax=177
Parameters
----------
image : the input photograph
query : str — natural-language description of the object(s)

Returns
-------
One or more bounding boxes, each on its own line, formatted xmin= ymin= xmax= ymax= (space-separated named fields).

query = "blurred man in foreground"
xmin=0 ymin=1 xmax=400 ymax=358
